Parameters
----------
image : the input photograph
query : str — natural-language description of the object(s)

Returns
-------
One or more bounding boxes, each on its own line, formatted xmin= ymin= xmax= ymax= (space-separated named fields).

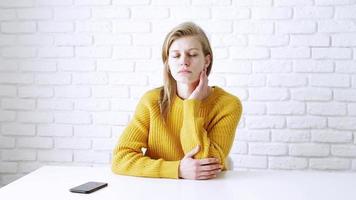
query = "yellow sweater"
xmin=112 ymin=86 xmax=242 ymax=179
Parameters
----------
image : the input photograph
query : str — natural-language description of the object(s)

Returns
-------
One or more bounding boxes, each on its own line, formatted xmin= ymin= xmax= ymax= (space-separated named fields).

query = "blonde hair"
xmin=159 ymin=22 xmax=213 ymax=120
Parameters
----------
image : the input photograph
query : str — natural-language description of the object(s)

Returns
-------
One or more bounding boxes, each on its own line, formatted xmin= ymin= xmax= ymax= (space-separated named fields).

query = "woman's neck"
xmin=176 ymin=82 xmax=198 ymax=99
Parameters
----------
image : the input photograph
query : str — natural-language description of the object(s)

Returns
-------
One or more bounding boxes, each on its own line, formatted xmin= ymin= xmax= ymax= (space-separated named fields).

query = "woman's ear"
xmin=204 ymin=54 xmax=211 ymax=68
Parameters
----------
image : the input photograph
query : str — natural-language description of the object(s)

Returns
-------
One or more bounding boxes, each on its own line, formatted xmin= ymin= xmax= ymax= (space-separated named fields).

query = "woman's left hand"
xmin=188 ymin=68 xmax=210 ymax=101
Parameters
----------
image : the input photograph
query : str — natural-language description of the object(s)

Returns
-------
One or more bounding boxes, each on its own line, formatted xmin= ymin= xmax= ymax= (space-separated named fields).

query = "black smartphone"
xmin=69 ymin=181 xmax=108 ymax=194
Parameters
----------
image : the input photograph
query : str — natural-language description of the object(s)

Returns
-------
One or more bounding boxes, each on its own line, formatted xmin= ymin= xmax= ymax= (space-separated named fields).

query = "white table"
xmin=0 ymin=166 xmax=355 ymax=200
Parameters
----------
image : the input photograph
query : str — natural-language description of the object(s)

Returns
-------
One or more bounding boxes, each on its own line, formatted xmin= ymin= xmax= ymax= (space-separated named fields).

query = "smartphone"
xmin=69 ymin=181 xmax=108 ymax=194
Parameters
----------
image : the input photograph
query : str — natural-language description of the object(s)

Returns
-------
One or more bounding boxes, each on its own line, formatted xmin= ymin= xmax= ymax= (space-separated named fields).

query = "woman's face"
xmin=168 ymin=36 xmax=210 ymax=84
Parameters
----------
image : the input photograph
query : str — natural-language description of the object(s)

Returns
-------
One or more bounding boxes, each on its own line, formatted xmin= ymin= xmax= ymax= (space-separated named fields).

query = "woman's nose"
xmin=180 ymin=55 xmax=189 ymax=66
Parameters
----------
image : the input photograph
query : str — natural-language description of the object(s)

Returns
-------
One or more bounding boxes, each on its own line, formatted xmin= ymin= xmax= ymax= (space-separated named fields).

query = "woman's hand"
xmin=188 ymin=68 xmax=211 ymax=101
xmin=179 ymin=146 xmax=222 ymax=180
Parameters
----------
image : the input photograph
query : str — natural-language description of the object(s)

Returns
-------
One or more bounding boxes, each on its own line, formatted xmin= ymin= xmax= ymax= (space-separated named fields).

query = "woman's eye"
xmin=172 ymin=55 xmax=179 ymax=58
xmin=189 ymin=54 xmax=197 ymax=57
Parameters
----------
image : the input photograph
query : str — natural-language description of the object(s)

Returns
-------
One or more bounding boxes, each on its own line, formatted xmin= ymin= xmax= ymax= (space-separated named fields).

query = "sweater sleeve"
xmin=111 ymin=94 xmax=180 ymax=179
xmin=180 ymin=98 xmax=242 ymax=168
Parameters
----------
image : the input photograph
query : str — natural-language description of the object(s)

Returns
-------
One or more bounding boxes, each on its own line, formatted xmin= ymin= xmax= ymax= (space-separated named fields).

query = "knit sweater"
xmin=112 ymin=86 xmax=242 ymax=179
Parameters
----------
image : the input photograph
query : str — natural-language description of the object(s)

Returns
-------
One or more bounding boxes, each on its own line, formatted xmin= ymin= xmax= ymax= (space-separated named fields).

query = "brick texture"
xmin=1 ymin=0 xmax=356 ymax=187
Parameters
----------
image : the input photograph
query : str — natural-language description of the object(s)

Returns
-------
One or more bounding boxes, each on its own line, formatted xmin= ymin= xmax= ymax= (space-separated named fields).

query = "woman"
xmin=112 ymin=22 xmax=242 ymax=180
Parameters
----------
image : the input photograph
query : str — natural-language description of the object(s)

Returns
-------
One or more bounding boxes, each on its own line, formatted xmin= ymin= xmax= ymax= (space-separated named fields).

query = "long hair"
xmin=160 ymin=22 xmax=213 ymax=120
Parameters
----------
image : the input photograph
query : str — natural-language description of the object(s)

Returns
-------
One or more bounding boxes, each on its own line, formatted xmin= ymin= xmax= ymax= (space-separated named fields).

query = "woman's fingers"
xmin=198 ymin=69 xmax=209 ymax=93
xmin=188 ymin=68 xmax=210 ymax=100
xmin=197 ymin=169 xmax=221 ymax=180
xmin=196 ymin=167 xmax=221 ymax=180
xmin=203 ymin=68 xmax=209 ymax=92
xmin=197 ymin=175 xmax=216 ymax=180
xmin=196 ymin=157 xmax=222 ymax=176
xmin=197 ymin=70 xmax=205 ymax=89
xmin=199 ymin=158 xmax=219 ymax=165
xmin=199 ymin=164 xmax=221 ymax=172
xmin=179 ymin=155 xmax=223 ymax=180
xmin=198 ymin=169 xmax=221 ymax=177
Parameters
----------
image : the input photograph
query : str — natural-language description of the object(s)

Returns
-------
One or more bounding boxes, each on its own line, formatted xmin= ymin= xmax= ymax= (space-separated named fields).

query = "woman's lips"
xmin=179 ymin=70 xmax=192 ymax=74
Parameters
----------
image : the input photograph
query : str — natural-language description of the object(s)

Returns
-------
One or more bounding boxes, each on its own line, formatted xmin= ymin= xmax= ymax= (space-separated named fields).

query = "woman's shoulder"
xmin=140 ymin=87 xmax=162 ymax=104
xmin=212 ymin=86 xmax=242 ymax=110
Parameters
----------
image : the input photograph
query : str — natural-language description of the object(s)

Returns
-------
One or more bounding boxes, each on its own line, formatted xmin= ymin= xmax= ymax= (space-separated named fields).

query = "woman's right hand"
xmin=179 ymin=146 xmax=222 ymax=180
xmin=188 ymin=68 xmax=211 ymax=101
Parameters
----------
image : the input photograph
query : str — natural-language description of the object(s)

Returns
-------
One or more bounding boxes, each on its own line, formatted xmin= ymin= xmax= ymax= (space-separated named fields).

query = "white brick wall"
xmin=1 ymin=0 xmax=356 ymax=187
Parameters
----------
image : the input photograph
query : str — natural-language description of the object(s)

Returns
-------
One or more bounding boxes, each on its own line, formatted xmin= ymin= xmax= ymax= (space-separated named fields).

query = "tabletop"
xmin=0 ymin=165 xmax=355 ymax=200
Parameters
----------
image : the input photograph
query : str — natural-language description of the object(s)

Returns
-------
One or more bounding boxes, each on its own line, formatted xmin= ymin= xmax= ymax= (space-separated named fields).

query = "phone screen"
xmin=69 ymin=182 xmax=108 ymax=194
